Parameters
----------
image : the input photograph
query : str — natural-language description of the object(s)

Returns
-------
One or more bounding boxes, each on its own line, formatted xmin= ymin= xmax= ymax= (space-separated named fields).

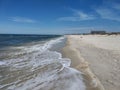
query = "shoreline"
xmin=62 ymin=35 xmax=105 ymax=90
xmin=62 ymin=35 xmax=120 ymax=90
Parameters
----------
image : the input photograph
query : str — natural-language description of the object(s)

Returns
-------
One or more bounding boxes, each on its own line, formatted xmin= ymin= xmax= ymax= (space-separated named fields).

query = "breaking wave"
xmin=0 ymin=36 xmax=85 ymax=90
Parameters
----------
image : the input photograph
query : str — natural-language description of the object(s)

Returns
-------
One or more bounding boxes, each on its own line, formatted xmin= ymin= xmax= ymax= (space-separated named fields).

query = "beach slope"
xmin=62 ymin=35 xmax=120 ymax=90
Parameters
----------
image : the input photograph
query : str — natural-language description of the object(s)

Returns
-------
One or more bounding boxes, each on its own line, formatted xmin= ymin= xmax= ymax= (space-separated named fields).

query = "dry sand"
xmin=62 ymin=35 xmax=120 ymax=90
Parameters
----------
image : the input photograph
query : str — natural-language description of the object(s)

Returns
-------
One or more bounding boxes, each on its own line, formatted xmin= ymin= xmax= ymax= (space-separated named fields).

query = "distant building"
xmin=110 ymin=32 xmax=120 ymax=35
xmin=91 ymin=31 xmax=106 ymax=34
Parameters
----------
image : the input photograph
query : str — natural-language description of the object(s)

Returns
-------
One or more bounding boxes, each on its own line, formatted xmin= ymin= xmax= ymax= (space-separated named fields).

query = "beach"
xmin=1 ymin=34 xmax=120 ymax=90
xmin=62 ymin=35 xmax=120 ymax=90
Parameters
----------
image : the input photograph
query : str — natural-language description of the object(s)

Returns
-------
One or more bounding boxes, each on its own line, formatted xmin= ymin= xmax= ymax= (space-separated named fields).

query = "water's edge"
xmin=0 ymin=35 xmax=86 ymax=90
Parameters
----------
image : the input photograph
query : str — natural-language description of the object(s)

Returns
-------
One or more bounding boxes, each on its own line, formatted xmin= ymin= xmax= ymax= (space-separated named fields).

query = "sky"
xmin=0 ymin=0 xmax=120 ymax=34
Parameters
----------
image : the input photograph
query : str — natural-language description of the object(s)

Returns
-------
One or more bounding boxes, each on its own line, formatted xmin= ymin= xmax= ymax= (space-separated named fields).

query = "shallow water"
xmin=0 ymin=35 xmax=85 ymax=90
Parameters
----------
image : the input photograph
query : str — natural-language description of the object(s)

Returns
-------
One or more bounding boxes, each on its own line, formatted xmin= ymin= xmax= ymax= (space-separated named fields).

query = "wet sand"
xmin=62 ymin=35 xmax=120 ymax=90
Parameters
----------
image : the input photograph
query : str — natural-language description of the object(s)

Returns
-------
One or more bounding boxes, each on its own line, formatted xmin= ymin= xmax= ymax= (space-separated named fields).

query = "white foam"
xmin=6 ymin=63 xmax=85 ymax=90
xmin=0 ymin=61 xmax=6 ymax=65
xmin=37 ymin=36 xmax=64 ymax=50
xmin=0 ymin=36 xmax=86 ymax=90
xmin=13 ymin=36 xmax=65 ymax=55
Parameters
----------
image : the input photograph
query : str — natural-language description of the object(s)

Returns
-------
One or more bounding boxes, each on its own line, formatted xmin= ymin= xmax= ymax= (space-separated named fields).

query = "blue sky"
xmin=0 ymin=0 xmax=120 ymax=34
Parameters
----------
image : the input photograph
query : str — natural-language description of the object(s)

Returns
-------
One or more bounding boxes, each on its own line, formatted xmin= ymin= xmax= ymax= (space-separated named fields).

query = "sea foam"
xmin=0 ymin=61 xmax=6 ymax=65
xmin=0 ymin=36 xmax=86 ymax=90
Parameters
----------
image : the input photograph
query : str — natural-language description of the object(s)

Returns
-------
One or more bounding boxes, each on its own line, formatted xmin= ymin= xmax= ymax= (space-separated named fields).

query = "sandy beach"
xmin=62 ymin=35 xmax=120 ymax=90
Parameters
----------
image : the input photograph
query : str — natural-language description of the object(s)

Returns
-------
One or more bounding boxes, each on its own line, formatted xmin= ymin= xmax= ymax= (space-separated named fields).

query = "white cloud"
xmin=95 ymin=1 xmax=120 ymax=22
xmin=72 ymin=9 xmax=95 ymax=20
xmin=112 ymin=3 xmax=120 ymax=10
xmin=103 ymin=0 xmax=120 ymax=10
xmin=57 ymin=9 xmax=95 ymax=21
xmin=9 ymin=17 xmax=37 ymax=23
xmin=58 ymin=2 xmax=120 ymax=22
xmin=96 ymin=8 xmax=120 ymax=22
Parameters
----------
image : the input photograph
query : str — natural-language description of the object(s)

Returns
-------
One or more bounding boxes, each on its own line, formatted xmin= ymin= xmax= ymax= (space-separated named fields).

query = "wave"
xmin=0 ymin=36 xmax=86 ymax=90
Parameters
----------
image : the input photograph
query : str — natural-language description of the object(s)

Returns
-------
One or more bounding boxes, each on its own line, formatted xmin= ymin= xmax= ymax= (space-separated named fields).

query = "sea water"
xmin=0 ymin=34 xmax=85 ymax=90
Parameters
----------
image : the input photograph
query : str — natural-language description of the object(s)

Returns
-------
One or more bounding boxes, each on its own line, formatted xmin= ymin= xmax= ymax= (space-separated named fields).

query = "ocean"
xmin=0 ymin=34 xmax=85 ymax=90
